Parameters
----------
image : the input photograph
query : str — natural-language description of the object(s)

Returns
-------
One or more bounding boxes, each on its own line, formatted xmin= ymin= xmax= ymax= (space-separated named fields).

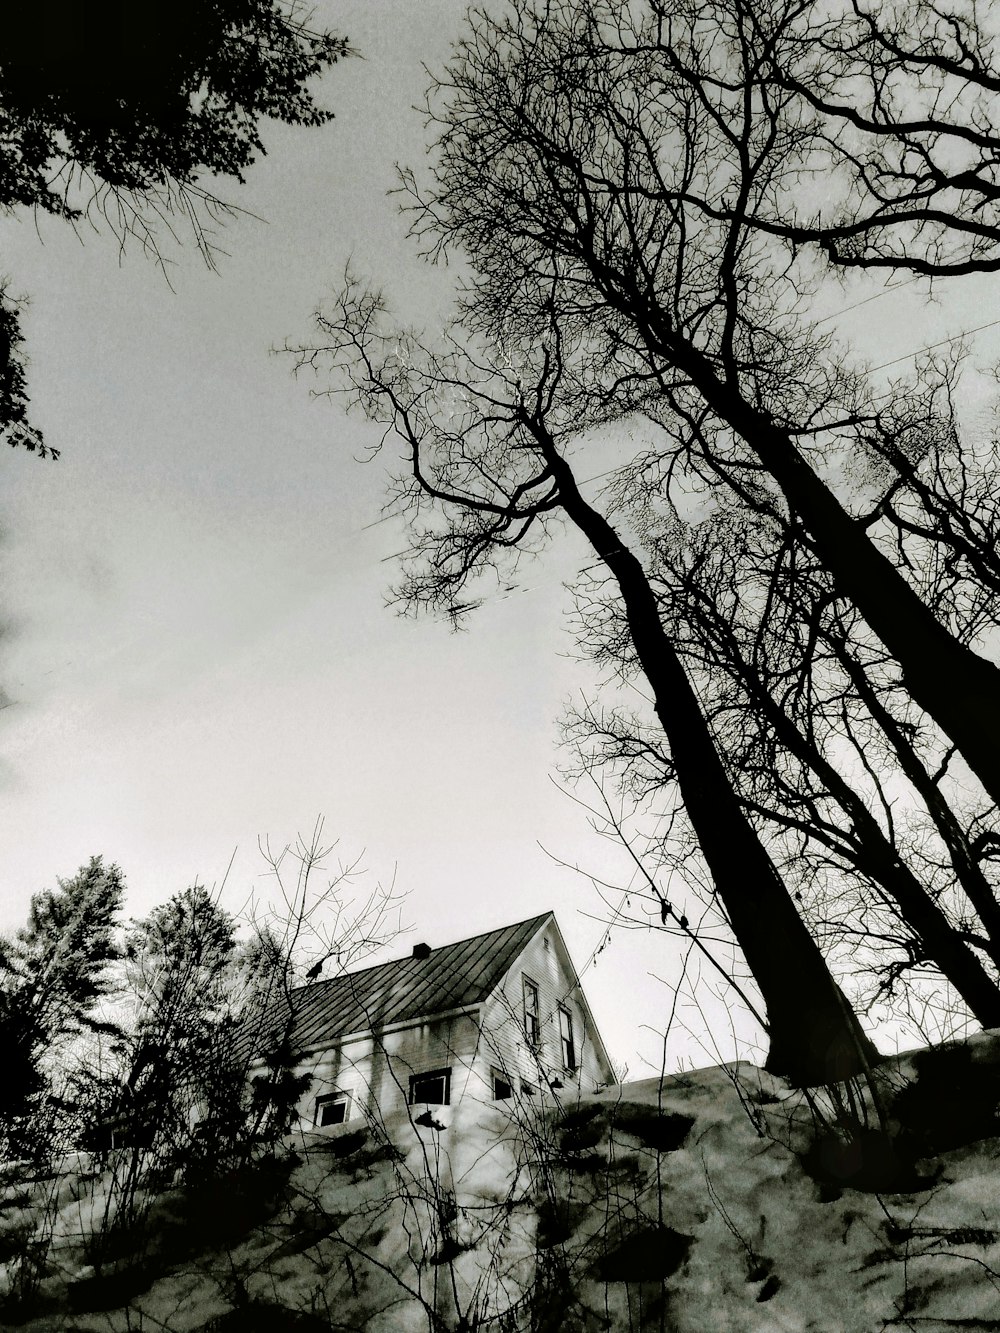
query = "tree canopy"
xmin=1 ymin=4 xmax=345 ymax=213
xmin=0 ymin=1 xmax=348 ymax=457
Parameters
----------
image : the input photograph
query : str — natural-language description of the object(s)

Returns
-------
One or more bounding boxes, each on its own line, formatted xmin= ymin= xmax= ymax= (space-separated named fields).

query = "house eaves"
xmin=294 ymin=1002 xmax=484 ymax=1063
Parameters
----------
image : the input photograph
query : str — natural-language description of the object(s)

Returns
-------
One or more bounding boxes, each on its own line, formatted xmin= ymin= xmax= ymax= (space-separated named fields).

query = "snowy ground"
xmin=4 ymin=1034 xmax=1000 ymax=1331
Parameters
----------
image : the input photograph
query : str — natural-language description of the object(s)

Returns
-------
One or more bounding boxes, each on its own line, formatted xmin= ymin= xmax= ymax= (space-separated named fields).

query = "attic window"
xmin=409 ymin=1068 xmax=451 ymax=1106
xmin=523 ymin=975 xmax=540 ymax=1046
xmin=558 ymin=1006 xmax=577 ymax=1071
xmin=315 ymin=1091 xmax=351 ymax=1127
xmin=491 ymin=1069 xmax=513 ymax=1101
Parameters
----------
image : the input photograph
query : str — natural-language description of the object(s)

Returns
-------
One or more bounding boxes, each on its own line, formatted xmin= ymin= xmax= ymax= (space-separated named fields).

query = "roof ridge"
xmin=398 ymin=909 xmax=551 ymax=959
xmin=280 ymin=911 xmax=554 ymax=1050
xmin=292 ymin=910 xmax=552 ymax=995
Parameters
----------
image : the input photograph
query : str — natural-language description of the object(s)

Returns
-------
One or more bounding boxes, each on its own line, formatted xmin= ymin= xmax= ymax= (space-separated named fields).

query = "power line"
xmin=814 ymin=274 xmax=922 ymax=327
xmin=869 ymin=315 xmax=1000 ymax=374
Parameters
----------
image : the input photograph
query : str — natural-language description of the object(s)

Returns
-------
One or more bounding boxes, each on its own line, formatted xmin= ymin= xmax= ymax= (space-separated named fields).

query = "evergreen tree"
xmin=121 ymin=886 xmax=308 ymax=1173
xmin=121 ymin=884 xmax=237 ymax=1155
xmin=0 ymin=856 xmax=124 ymax=1156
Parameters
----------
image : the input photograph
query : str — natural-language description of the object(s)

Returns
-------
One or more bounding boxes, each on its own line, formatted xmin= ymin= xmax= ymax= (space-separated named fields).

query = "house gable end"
xmin=482 ymin=914 xmax=615 ymax=1091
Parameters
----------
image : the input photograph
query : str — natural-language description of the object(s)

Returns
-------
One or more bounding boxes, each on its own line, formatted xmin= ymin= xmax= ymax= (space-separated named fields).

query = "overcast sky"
xmin=2 ymin=1 xmax=1000 ymax=1076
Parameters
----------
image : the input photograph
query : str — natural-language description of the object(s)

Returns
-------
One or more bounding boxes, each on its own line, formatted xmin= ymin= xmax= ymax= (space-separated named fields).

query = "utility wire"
xmin=869 ymin=315 xmax=1000 ymax=374
xmin=814 ymin=274 xmax=922 ymax=327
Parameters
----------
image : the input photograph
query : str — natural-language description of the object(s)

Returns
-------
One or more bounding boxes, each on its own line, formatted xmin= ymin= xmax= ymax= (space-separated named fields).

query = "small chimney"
xmin=412 ymin=942 xmax=432 ymax=960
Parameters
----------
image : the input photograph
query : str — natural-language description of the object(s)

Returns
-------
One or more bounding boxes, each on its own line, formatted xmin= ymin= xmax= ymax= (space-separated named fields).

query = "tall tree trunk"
xmin=653 ymin=319 xmax=1000 ymax=810
xmin=533 ymin=419 xmax=879 ymax=1085
xmin=830 ymin=634 xmax=1000 ymax=959
xmin=583 ymin=252 xmax=1000 ymax=808
xmin=693 ymin=604 xmax=1000 ymax=1019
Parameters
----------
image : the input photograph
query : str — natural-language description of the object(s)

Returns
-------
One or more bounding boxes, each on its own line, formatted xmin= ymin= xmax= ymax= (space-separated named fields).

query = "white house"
xmin=277 ymin=912 xmax=615 ymax=1133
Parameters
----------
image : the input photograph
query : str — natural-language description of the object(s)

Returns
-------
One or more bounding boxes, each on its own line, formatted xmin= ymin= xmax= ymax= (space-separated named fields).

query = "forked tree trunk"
xmin=693 ymin=609 xmax=1000 ymax=1022
xmin=831 ymin=635 xmax=1000 ymax=958
xmin=645 ymin=317 xmax=1000 ymax=812
xmin=537 ymin=425 xmax=880 ymax=1086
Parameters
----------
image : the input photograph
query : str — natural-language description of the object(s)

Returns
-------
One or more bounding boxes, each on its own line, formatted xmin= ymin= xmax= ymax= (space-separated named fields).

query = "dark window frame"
xmin=409 ymin=1067 xmax=452 ymax=1106
xmin=315 ymin=1091 xmax=351 ymax=1127
xmin=558 ymin=1005 xmax=577 ymax=1071
xmin=523 ymin=974 xmax=540 ymax=1046
xmin=491 ymin=1068 xmax=513 ymax=1101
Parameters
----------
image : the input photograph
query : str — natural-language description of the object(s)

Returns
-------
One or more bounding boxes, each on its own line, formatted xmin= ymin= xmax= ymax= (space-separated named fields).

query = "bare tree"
xmin=392 ymin=0 xmax=1000 ymax=815
xmin=742 ymin=0 xmax=1000 ymax=276
xmin=290 ymin=0 xmax=1000 ymax=1082
xmin=292 ymin=280 xmax=877 ymax=1086
xmin=565 ymin=500 xmax=1000 ymax=1027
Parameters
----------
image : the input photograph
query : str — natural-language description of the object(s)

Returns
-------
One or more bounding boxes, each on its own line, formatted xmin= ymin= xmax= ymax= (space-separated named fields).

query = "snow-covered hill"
xmin=4 ymin=1032 xmax=1000 ymax=1331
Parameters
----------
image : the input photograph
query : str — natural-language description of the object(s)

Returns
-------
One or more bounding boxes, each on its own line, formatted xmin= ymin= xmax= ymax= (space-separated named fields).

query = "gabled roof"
xmin=282 ymin=912 xmax=552 ymax=1054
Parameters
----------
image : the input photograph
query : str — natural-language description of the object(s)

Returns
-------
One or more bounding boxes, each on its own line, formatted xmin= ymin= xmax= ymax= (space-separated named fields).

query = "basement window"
xmin=491 ymin=1069 xmax=513 ymax=1101
xmin=409 ymin=1068 xmax=452 ymax=1106
xmin=315 ymin=1092 xmax=351 ymax=1127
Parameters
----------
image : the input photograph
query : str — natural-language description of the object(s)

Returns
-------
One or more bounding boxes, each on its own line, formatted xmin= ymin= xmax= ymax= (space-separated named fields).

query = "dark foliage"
xmin=0 ymin=291 xmax=52 ymax=457
xmin=88 ymin=885 xmax=308 ymax=1181
xmin=0 ymin=4 xmax=345 ymax=212
xmin=0 ymin=1 xmax=347 ymax=456
xmin=0 ymin=857 xmax=125 ymax=1158
xmin=3 ymin=856 xmax=123 ymax=1021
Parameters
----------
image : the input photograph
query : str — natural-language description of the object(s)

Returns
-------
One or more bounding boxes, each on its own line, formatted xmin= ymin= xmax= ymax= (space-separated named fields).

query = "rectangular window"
xmin=315 ymin=1092 xmax=351 ymax=1127
xmin=520 ymin=1081 xmax=537 ymax=1098
xmin=491 ymin=1069 xmax=513 ymax=1101
xmin=409 ymin=1068 xmax=451 ymax=1106
xmin=523 ymin=975 xmax=540 ymax=1046
xmin=558 ymin=1006 xmax=576 ymax=1071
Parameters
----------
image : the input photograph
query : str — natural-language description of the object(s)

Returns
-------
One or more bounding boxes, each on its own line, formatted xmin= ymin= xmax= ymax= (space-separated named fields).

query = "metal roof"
xmin=280 ymin=912 xmax=552 ymax=1054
